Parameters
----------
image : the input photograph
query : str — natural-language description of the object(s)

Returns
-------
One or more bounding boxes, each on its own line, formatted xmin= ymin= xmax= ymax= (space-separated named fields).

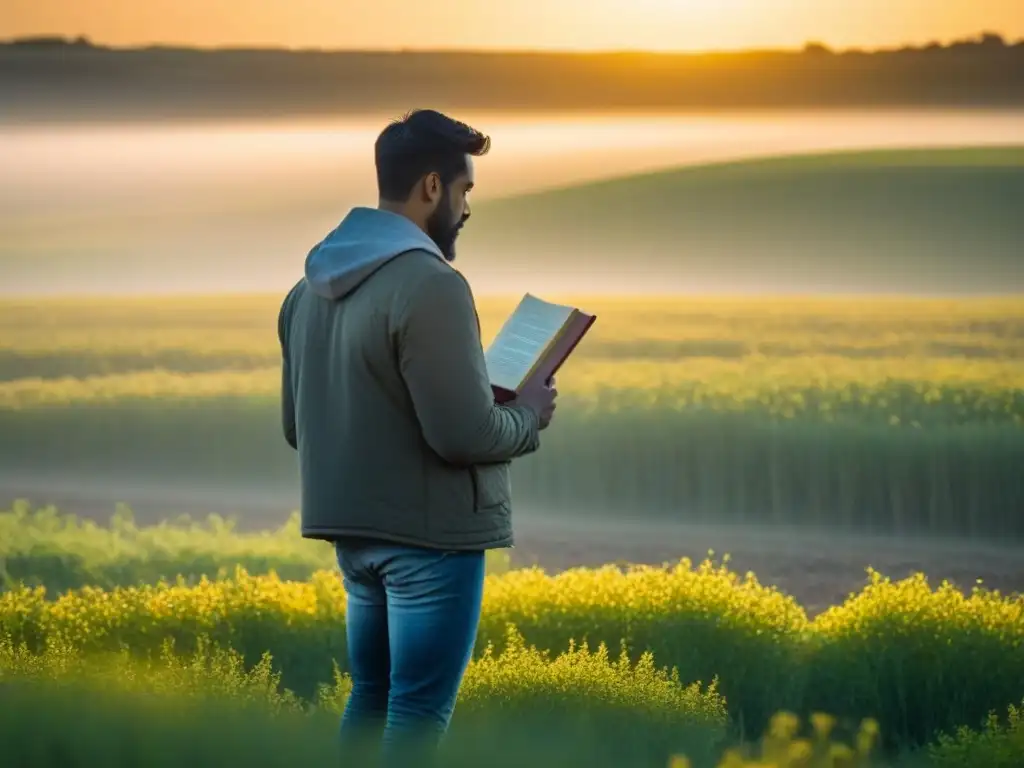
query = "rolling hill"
xmin=458 ymin=146 xmax=1024 ymax=295
xmin=2 ymin=146 xmax=1022 ymax=296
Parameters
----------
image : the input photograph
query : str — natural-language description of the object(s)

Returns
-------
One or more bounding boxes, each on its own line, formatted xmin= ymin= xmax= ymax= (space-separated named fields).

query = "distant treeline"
xmin=1 ymin=32 xmax=1023 ymax=122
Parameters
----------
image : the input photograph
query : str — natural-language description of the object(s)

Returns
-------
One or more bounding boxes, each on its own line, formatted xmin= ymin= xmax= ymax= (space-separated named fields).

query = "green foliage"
xmin=0 ymin=501 xmax=332 ymax=593
xmin=2 ymin=559 xmax=1021 ymax=752
xmin=0 ymin=625 xmax=728 ymax=768
xmin=0 ymin=632 xmax=303 ymax=712
xmin=479 ymin=559 xmax=810 ymax=739
xmin=806 ymin=569 xmax=1024 ymax=748
xmin=0 ymin=501 xmax=509 ymax=595
xmin=926 ymin=700 xmax=1024 ymax=768
xmin=0 ymin=558 xmax=801 ymax=733
xmin=701 ymin=711 xmax=881 ymax=768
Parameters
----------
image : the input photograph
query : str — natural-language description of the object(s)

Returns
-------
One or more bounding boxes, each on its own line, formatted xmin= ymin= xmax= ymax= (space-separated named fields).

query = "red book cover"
xmin=492 ymin=309 xmax=596 ymax=403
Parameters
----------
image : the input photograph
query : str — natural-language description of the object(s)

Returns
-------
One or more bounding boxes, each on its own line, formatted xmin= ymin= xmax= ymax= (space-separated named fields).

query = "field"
xmin=3 ymin=144 xmax=1024 ymax=765
xmin=3 ymin=290 xmax=1023 ymax=767
xmin=2 ymin=294 xmax=1023 ymax=541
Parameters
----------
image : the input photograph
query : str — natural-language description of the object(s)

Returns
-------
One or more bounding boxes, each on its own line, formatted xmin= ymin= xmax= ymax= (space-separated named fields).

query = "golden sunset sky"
xmin=4 ymin=0 xmax=1022 ymax=52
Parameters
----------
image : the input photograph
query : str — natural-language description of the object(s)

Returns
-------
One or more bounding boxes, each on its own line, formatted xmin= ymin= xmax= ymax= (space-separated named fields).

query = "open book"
xmin=483 ymin=293 xmax=597 ymax=404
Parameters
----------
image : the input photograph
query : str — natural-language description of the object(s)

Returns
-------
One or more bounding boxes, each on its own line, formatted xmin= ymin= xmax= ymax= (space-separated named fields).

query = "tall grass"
xmin=927 ymin=699 xmax=1024 ymax=768
xmin=3 ymin=399 xmax=1021 ymax=539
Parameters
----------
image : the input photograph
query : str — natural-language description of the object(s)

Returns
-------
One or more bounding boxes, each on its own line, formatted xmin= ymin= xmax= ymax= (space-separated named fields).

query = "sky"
xmin=3 ymin=0 xmax=1022 ymax=52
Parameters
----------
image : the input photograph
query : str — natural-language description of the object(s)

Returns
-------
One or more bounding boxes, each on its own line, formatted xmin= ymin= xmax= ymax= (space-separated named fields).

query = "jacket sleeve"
xmin=396 ymin=267 xmax=540 ymax=466
xmin=277 ymin=288 xmax=298 ymax=451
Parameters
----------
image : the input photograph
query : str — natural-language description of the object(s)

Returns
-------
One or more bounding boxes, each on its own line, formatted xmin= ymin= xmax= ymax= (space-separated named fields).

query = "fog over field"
xmin=2 ymin=109 xmax=1023 ymax=296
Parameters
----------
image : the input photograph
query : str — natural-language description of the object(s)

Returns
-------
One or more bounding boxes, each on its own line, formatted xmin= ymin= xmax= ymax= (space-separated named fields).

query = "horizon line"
xmin=3 ymin=28 xmax=1021 ymax=58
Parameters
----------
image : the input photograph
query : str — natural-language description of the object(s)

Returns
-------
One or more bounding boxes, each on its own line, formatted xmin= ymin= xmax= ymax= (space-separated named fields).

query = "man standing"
xmin=277 ymin=109 xmax=557 ymax=762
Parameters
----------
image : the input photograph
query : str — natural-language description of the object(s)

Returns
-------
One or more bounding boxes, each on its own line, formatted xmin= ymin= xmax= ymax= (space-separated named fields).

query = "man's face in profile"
xmin=426 ymin=155 xmax=475 ymax=262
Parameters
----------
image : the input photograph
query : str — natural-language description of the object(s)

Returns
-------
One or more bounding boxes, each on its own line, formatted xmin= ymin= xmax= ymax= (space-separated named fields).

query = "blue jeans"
xmin=334 ymin=540 xmax=486 ymax=765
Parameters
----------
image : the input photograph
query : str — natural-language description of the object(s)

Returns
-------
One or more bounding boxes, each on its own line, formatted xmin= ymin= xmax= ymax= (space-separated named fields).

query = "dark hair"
xmin=374 ymin=109 xmax=490 ymax=202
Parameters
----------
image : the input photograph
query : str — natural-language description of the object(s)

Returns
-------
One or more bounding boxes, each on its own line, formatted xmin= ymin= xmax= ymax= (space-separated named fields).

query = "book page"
xmin=484 ymin=294 xmax=576 ymax=392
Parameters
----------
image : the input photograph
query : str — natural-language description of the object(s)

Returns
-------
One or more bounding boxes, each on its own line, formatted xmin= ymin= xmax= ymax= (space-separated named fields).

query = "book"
xmin=483 ymin=293 xmax=597 ymax=404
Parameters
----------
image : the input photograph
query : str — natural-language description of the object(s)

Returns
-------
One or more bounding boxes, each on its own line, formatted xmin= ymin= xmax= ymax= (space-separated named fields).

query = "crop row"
xmin=3 ymin=358 xmax=1023 ymax=424
xmin=2 ymin=296 xmax=1022 ymax=380
xmin=2 ymin=401 xmax=1021 ymax=540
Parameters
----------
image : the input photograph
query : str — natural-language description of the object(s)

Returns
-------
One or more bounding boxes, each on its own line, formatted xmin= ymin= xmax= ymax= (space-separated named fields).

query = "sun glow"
xmin=3 ymin=0 xmax=1022 ymax=52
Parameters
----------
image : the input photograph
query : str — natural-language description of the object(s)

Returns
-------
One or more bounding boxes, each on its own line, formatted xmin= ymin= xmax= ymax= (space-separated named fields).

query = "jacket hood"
xmin=304 ymin=207 xmax=446 ymax=299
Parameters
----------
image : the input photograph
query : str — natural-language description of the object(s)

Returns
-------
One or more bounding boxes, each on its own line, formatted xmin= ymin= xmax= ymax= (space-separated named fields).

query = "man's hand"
xmin=512 ymin=375 xmax=558 ymax=430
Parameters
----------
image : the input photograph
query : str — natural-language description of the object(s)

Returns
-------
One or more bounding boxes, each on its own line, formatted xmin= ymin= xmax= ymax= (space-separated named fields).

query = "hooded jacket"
xmin=277 ymin=206 xmax=541 ymax=549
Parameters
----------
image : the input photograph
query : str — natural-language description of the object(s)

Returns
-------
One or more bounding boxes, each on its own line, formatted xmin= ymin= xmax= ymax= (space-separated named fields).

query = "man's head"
xmin=375 ymin=109 xmax=490 ymax=262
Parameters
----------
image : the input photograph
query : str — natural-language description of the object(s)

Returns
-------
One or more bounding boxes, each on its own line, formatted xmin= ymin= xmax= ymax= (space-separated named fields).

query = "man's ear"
xmin=422 ymin=172 xmax=442 ymax=204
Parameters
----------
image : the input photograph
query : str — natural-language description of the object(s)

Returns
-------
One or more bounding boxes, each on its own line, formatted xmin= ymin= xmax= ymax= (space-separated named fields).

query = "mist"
xmin=3 ymin=108 xmax=1024 ymax=297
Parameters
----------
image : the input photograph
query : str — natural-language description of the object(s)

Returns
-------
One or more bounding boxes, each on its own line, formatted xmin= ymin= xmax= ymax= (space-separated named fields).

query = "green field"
xmin=4 ymin=147 xmax=1024 ymax=539
xmin=2 ymin=293 xmax=1022 ymax=539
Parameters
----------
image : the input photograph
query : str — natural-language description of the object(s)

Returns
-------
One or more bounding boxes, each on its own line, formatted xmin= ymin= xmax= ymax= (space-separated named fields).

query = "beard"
xmin=425 ymin=187 xmax=466 ymax=262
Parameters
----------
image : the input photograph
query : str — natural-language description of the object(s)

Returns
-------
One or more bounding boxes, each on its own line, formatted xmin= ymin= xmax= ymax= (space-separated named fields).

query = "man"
xmin=276 ymin=109 xmax=558 ymax=762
